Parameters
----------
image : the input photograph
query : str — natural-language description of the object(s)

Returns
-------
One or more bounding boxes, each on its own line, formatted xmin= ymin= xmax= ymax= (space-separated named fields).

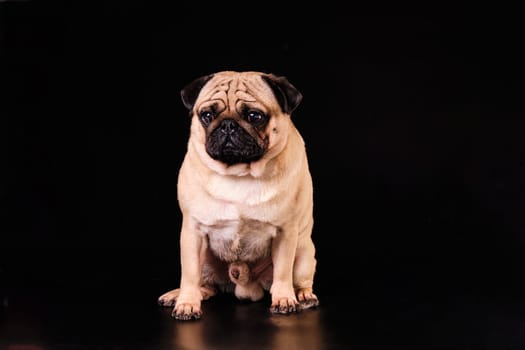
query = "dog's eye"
xmin=199 ymin=111 xmax=214 ymax=126
xmin=245 ymin=110 xmax=266 ymax=124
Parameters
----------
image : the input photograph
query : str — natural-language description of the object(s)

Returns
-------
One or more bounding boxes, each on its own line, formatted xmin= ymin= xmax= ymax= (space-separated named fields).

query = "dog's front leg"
xmin=173 ymin=218 xmax=204 ymax=320
xmin=270 ymin=227 xmax=299 ymax=314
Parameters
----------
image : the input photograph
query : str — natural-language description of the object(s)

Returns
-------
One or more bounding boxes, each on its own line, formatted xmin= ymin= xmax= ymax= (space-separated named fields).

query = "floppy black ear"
xmin=261 ymin=74 xmax=303 ymax=114
xmin=180 ymin=74 xmax=214 ymax=110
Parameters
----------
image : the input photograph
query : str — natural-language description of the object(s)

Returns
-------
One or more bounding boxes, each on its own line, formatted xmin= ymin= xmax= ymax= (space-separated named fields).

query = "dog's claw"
xmin=270 ymin=304 xmax=297 ymax=314
xmin=158 ymin=299 xmax=174 ymax=307
xmin=299 ymin=299 xmax=319 ymax=309
xmin=296 ymin=289 xmax=319 ymax=310
xmin=158 ymin=289 xmax=180 ymax=308
xmin=270 ymin=298 xmax=300 ymax=314
xmin=172 ymin=302 xmax=203 ymax=321
xmin=173 ymin=310 xmax=202 ymax=321
xmin=281 ymin=305 xmax=296 ymax=313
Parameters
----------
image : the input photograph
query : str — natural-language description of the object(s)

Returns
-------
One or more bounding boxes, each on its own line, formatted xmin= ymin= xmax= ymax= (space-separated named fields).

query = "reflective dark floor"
xmin=2 ymin=272 xmax=525 ymax=350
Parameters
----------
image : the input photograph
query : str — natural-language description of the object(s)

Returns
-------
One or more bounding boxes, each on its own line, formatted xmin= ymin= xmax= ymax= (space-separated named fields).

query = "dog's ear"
xmin=180 ymin=74 xmax=214 ymax=110
xmin=261 ymin=74 xmax=303 ymax=114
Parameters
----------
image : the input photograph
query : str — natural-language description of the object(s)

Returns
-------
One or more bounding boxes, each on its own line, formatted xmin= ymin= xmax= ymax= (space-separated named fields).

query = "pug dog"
xmin=158 ymin=71 xmax=319 ymax=320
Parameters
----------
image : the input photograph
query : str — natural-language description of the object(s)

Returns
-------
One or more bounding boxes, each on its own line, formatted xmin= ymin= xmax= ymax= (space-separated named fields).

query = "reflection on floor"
xmin=1 ymin=277 xmax=525 ymax=350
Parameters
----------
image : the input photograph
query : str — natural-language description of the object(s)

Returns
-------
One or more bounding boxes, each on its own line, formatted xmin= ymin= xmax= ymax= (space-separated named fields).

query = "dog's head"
xmin=181 ymin=71 xmax=302 ymax=166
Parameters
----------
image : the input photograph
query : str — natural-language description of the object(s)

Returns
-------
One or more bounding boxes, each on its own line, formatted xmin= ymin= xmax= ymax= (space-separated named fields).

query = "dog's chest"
xmin=197 ymin=218 xmax=276 ymax=262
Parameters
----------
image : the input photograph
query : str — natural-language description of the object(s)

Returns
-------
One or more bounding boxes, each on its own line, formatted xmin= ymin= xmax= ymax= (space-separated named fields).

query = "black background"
xmin=1 ymin=1 xmax=525 ymax=343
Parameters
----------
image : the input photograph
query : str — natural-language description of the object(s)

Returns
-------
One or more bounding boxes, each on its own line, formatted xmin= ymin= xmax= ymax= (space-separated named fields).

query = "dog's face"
xmin=181 ymin=71 xmax=303 ymax=165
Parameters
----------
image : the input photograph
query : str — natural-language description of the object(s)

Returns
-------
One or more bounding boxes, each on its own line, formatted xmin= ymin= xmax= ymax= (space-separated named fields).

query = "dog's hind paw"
xmin=158 ymin=289 xmax=180 ymax=307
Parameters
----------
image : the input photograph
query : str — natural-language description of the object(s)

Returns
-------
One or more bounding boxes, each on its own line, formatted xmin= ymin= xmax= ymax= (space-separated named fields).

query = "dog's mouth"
xmin=208 ymin=135 xmax=265 ymax=165
xmin=206 ymin=120 xmax=266 ymax=165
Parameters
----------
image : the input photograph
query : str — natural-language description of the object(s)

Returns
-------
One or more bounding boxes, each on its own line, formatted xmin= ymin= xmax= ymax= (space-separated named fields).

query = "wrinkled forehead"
xmin=195 ymin=74 xmax=275 ymax=110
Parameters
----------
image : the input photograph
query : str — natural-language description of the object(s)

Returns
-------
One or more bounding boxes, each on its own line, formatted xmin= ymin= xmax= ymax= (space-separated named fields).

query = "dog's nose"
xmin=219 ymin=119 xmax=239 ymax=135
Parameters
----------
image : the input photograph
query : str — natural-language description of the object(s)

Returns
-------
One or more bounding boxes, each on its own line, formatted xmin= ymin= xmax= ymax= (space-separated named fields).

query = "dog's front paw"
xmin=172 ymin=302 xmax=202 ymax=320
xmin=270 ymin=296 xmax=300 ymax=314
xmin=296 ymin=288 xmax=319 ymax=309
